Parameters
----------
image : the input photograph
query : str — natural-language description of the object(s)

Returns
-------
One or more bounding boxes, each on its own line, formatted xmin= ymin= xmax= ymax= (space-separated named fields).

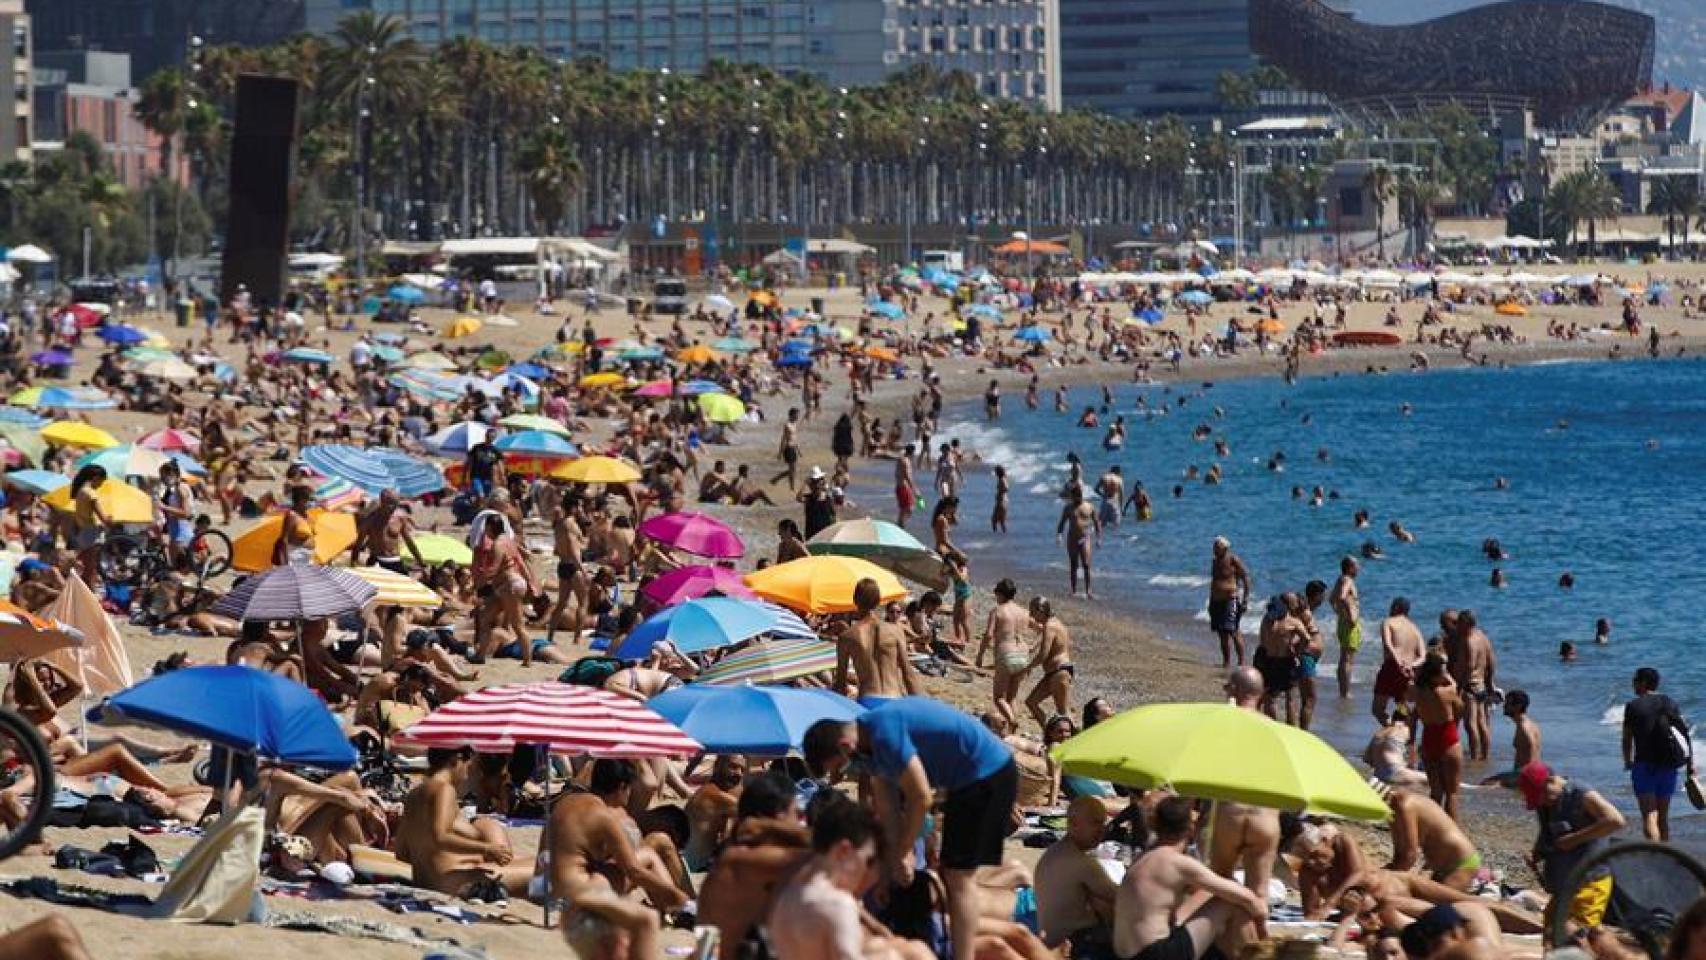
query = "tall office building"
xmin=307 ymin=0 xmax=1060 ymax=109
xmin=0 ymin=0 xmax=31 ymax=164
xmin=26 ymin=0 xmax=305 ymax=85
xmin=1058 ymin=0 xmax=1254 ymax=120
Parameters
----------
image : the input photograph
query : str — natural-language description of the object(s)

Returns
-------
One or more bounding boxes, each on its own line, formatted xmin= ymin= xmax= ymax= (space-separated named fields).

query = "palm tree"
xmin=1647 ymin=175 xmax=1699 ymax=257
xmin=1397 ymin=172 xmax=1446 ymax=257
xmin=518 ymin=125 xmax=582 ymax=233
xmin=1362 ymin=163 xmax=1396 ymax=260
xmin=1549 ymin=169 xmax=1621 ymax=257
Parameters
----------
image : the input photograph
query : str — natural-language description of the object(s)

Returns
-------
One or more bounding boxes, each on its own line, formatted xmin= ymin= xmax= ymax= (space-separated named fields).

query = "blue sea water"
xmin=929 ymin=358 xmax=1706 ymax=821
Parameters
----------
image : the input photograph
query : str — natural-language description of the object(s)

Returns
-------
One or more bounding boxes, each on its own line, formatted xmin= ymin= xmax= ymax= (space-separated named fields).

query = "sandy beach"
xmin=7 ymin=260 xmax=1706 ymax=958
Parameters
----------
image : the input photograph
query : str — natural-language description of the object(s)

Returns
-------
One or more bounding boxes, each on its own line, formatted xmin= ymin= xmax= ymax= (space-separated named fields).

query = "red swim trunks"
xmin=1373 ymin=659 xmax=1411 ymax=699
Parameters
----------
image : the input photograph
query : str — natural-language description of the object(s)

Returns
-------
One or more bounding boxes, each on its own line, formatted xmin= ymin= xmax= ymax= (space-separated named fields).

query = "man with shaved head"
xmin=1035 ymin=796 xmax=1121 ymax=955
xmin=1210 ymin=668 xmax=1280 ymax=926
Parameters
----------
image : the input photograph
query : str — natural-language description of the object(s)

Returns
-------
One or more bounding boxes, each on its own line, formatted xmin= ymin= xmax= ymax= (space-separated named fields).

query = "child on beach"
xmin=947 ymin=554 xmax=973 ymax=650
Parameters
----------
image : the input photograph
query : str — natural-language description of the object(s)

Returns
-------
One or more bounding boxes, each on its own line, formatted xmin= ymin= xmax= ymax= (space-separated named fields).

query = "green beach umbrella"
xmin=497 ymin=414 xmax=571 ymax=437
xmin=696 ymin=393 xmax=747 ymax=424
xmin=806 ymin=517 xmax=947 ymax=590
xmin=410 ymin=532 xmax=474 ymax=567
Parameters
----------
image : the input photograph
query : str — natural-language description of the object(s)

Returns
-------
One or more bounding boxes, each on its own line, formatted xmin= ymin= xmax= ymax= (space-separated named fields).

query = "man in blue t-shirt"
xmin=804 ymin=697 xmax=1017 ymax=960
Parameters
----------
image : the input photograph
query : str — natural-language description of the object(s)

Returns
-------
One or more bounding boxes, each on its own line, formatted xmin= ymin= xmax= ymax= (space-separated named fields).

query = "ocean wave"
xmin=1149 ymin=574 xmax=1211 ymax=588
xmin=938 ymin=421 xmax=1053 ymax=486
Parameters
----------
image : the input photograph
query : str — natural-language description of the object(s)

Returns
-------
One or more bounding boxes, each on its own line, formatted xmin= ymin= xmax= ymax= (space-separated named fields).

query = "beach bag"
xmin=559 ymin=656 xmax=623 ymax=688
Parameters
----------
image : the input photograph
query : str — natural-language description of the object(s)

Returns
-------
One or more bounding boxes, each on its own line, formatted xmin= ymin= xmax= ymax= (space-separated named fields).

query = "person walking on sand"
xmin=895 ymin=445 xmax=917 ymax=527
xmin=976 ymin=578 xmax=1031 ymax=729
xmin=1056 ymin=485 xmax=1101 ymax=599
xmin=1622 ymin=666 xmax=1693 ymax=841
xmin=1208 ymin=538 xmax=1251 ymax=668
xmin=1022 ymin=597 xmax=1074 ymax=729
xmin=771 ymin=408 xmax=802 ymax=491
xmin=833 ymin=578 xmax=921 ymax=706
xmin=1331 ymin=557 xmax=1362 ymax=699
xmin=1373 ymin=597 xmax=1426 ymax=725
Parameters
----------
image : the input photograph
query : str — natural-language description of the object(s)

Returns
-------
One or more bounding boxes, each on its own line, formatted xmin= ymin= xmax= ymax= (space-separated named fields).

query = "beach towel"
xmin=44 ymin=571 xmax=133 ymax=697
xmin=150 ymin=804 xmax=265 ymax=924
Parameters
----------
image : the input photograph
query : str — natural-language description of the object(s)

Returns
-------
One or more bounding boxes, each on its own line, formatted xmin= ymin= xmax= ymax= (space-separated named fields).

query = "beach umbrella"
xmin=749 ymin=290 xmax=779 ymax=309
xmin=312 ymin=476 xmax=367 ymax=512
xmin=807 ymin=517 xmax=947 ymax=589
xmin=679 ymin=380 xmax=725 ymax=396
xmin=552 ymin=456 xmax=641 ymax=485
xmin=676 ymin=345 xmax=720 ymax=365
xmin=1013 ymin=326 xmax=1052 ymax=343
xmin=123 ymin=346 xmax=175 ymax=364
xmin=371 ymin=345 xmax=405 ymax=364
xmin=633 ymin=379 xmax=678 ymax=398
xmin=444 ymin=316 xmax=483 ymax=339
xmin=13 ymin=386 xmax=115 ymax=410
xmin=616 ymin=597 xmax=790 ymax=659
xmin=135 ymin=356 xmax=200 ymax=381
xmin=301 ymin=444 xmax=446 ymax=498
xmin=29 ymin=349 xmax=74 ymax=368
xmin=387 ymin=285 xmax=426 ymax=304
xmin=696 ymin=637 xmax=837 ymax=686
xmin=411 ymin=532 xmax=474 ymax=567
xmin=649 ymin=685 xmax=864 ymax=756
xmin=6 ymin=244 xmax=51 ymax=264
xmin=867 ymin=301 xmax=905 ymax=321
xmin=345 ymin=566 xmax=442 ymax=607
xmin=745 ymin=555 xmax=907 ymax=615
xmin=0 ymin=408 xmax=45 ymax=427
xmin=2 ymin=469 xmax=67 ymax=496
xmin=0 ymin=599 xmax=84 ymax=662
xmin=74 ymin=444 xmax=203 ymax=479
xmin=1177 ymin=290 xmax=1214 ymax=306
xmin=231 ymin=509 xmax=360 ymax=572
xmin=697 ymin=393 xmax=747 ymax=424
xmin=497 ymin=413 xmax=571 ymax=436
xmin=508 ymin=361 xmax=552 ymax=380
xmin=638 ymin=511 xmax=745 ymax=559
xmin=399 ymin=682 xmax=700 ymax=757
xmin=211 ymin=564 xmax=377 ymax=621
xmin=712 ymin=337 xmax=757 ymax=354
xmin=579 ymin=372 xmax=627 ymax=390
xmin=1135 ymin=307 xmax=1165 ymax=325
xmin=618 ymin=346 xmax=665 ymax=363
xmin=705 ymin=294 xmax=735 ymax=312
xmin=963 ymin=303 xmax=1002 ymax=321
xmin=425 ymin=421 xmax=490 ymax=455
xmin=42 ymin=421 xmax=119 ymax=450
xmin=98 ymin=325 xmax=148 ymax=345
xmin=44 ymin=479 xmax=154 ymax=524
xmin=0 ymin=423 xmax=45 ymax=466
xmin=494 ymin=430 xmax=580 ymax=458
xmin=99 ymin=665 xmax=356 ymax=770
xmin=403 ymin=351 xmax=458 ymax=371
xmin=390 ymin=369 xmax=463 ymax=403
xmin=282 ymin=347 xmax=335 ymax=365
xmin=640 ymin=565 xmax=758 ymax=607
xmin=1050 ymin=702 xmax=1389 ymax=821
xmin=1257 ymin=319 xmax=1287 ymax=336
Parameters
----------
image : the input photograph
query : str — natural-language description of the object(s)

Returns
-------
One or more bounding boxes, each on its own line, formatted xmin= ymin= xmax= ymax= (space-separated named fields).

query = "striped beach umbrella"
xmin=425 ymin=421 xmax=491 ymax=454
xmin=301 ymin=444 xmax=445 ymax=498
xmin=397 ymin=682 xmax=700 ymax=758
xmin=211 ymin=565 xmax=377 ymax=621
xmin=346 ymin=566 xmax=442 ymax=607
xmin=697 ymin=637 xmax=837 ymax=686
xmin=313 ymin=476 xmax=367 ymax=511
xmin=497 ymin=414 xmax=571 ymax=436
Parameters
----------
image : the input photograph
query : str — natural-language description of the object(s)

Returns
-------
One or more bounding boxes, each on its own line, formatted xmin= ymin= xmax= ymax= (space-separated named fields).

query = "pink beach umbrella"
xmin=137 ymin=428 xmax=201 ymax=453
xmin=637 ymin=511 xmax=745 ymax=559
xmin=641 ymin=564 xmax=758 ymax=607
xmin=632 ymin=379 xmax=677 ymax=398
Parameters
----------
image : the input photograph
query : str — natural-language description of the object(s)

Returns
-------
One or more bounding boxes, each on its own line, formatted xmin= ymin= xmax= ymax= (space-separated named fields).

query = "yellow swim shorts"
xmin=1338 ymin=619 xmax=1362 ymax=653
xmin=1569 ymin=875 xmax=1614 ymax=928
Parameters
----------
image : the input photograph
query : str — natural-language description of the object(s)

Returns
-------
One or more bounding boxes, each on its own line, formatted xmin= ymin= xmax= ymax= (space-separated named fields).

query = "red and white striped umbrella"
xmin=396 ymin=682 xmax=701 ymax=758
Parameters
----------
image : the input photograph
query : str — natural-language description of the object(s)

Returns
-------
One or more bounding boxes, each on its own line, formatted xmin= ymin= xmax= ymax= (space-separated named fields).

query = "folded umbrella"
xmin=648 ymin=685 xmax=864 ymax=756
xmin=211 ymin=565 xmax=377 ymax=621
xmin=615 ymin=597 xmax=787 ymax=659
xmin=640 ymin=565 xmax=756 ymax=607
xmin=637 ymin=511 xmax=744 ymax=559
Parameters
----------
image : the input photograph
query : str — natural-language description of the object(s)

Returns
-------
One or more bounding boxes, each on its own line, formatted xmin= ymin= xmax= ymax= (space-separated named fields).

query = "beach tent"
xmin=42 ymin=573 xmax=129 ymax=696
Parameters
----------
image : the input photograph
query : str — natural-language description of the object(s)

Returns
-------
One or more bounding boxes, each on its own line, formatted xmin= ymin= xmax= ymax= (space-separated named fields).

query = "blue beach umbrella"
xmin=34 ymin=387 xmax=115 ymax=410
xmin=615 ymin=596 xmax=791 ymax=659
xmin=508 ymin=361 xmax=552 ymax=380
xmin=99 ymin=325 xmax=148 ymax=345
xmin=867 ymin=301 xmax=906 ymax=321
xmin=1177 ymin=290 xmax=1214 ymax=306
xmin=371 ymin=345 xmax=405 ymax=364
xmin=964 ymin=303 xmax=1003 ymax=321
xmin=1014 ymin=326 xmax=1052 ymax=343
xmin=2 ymin=469 xmax=68 ymax=495
xmin=283 ymin=347 xmax=335 ymax=365
xmin=679 ymin=380 xmax=725 ymax=396
xmin=97 ymin=665 xmax=358 ymax=770
xmin=494 ymin=430 xmax=579 ymax=458
xmin=648 ymin=685 xmax=865 ymax=756
xmin=302 ymin=444 xmax=445 ymax=498
xmin=618 ymin=346 xmax=666 ymax=363
xmin=425 ymin=420 xmax=491 ymax=454
xmin=775 ymin=353 xmax=814 ymax=369
xmin=712 ymin=337 xmax=758 ymax=354
xmin=1136 ymin=307 xmax=1165 ymax=324
xmin=0 ymin=408 xmax=45 ymax=426
xmin=387 ymin=285 xmax=426 ymax=304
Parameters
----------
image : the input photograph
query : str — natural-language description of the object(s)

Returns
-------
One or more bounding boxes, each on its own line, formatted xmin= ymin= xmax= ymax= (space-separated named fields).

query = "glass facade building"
xmin=1058 ymin=0 xmax=1254 ymax=120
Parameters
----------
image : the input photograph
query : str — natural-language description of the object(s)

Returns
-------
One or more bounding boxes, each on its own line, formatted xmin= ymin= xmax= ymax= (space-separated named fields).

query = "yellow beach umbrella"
xmin=551 ymin=455 xmax=641 ymax=485
xmin=8 ymin=387 xmax=43 ymax=407
xmin=1050 ymin=702 xmax=1389 ymax=821
xmin=410 ymin=532 xmax=474 ymax=566
xmin=578 ymin=372 xmax=627 ymax=390
xmin=230 ymin=509 xmax=359 ymax=572
xmin=444 ymin=316 xmax=483 ymax=339
xmin=749 ymin=290 xmax=779 ymax=308
xmin=1257 ymin=319 xmax=1287 ymax=336
xmin=1495 ymin=302 xmax=1528 ymax=317
xmin=863 ymin=345 xmax=899 ymax=363
xmin=696 ymin=393 xmax=746 ymax=424
xmin=44 ymin=479 xmax=154 ymax=524
xmin=42 ymin=421 xmax=119 ymax=450
xmin=347 ymin=566 xmax=443 ymax=607
xmin=552 ymin=342 xmax=586 ymax=356
xmin=676 ymin=345 xmax=720 ymax=365
xmin=744 ymin=555 xmax=907 ymax=615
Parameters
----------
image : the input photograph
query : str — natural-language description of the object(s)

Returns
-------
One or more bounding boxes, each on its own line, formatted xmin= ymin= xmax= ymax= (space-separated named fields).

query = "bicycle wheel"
xmin=98 ymin=534 xmax=148 ymax=586
xmin=195 ymin=530 xmax=234 ymax=580
xmin=0 ymin=706 xmax=53 ymax=862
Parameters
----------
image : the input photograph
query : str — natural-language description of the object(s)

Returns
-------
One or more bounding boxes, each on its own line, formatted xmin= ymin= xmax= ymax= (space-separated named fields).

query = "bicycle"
xmin=99 ymin=525 xmax=233 ymax=591
xmin=0 ymin=705 xmax=53 ymax=861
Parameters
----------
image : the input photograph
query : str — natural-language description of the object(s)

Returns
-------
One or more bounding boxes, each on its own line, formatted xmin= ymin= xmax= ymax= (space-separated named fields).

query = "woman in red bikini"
xmin=1413 ymin=653 xmax=1465 ymax=821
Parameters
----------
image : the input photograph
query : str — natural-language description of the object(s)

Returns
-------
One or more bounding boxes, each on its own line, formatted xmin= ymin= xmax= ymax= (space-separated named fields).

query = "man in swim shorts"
xmin=1207 ymin=537 xmax=1251 ymax=668
xmin=1113 ymin=795 xmax=1266 ymax=960
xmin=1331 ymin=557 xmax=1361 ymax=699
xmin=1373 ymin=597 xmax=1425 ymax=725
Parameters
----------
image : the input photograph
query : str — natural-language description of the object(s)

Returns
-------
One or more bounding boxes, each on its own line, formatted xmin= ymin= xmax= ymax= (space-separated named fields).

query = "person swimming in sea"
xmin=1389 ymin=520 xmax=1415 ymax=543
xmin=1595 ymin=617 xmax=1611 ymax=645
xmin=1559 ymin=641 xmax=1578 ymax=662
xmin=1353 ymin=509 xmax=1370 ymax=529
xmin=1482 ymin=538 xmax=1508 ymax=561
xmin=1360 ymin=541 xmax=1384 ymax=560
xmin=1077 ymin=406 xmax=1099 ymax=428
xmin=1103 ymin=416 xmax=1125 ymax=452
xmin=1558 ymin=572 xmax=1575 ymax=589
xmin=1490 ymin=568 xmax=1506 ymax=589
xmin=1123 ymin=482 xmax=1153 ymax=522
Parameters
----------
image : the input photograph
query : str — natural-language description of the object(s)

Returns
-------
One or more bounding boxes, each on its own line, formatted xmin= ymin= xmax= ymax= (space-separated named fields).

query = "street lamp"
xmin=170 ymin=33 xmax=203 ymax=287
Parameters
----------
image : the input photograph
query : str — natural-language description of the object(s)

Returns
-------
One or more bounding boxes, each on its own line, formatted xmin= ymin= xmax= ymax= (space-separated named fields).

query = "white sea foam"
xmin=937 ymin=421 xmax=1052 ymax=486
xmin=1149 ymin=574 xmax=1211 ymax=589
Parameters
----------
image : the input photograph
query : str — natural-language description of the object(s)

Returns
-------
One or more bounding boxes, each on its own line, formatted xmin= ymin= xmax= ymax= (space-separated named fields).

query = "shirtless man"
xmin=1255 ymin=594 xmax=1306 ymax=725
xmin=699 ymin=772 xmax=812 ymax=959
xmin=683 ymin=754 xmax=746 ymax=872
xmin=1035 ymin=796 xmax=1120 ymax=953
xmin=888 ymin=444 xmax=917 ymax=525
xmin=550 ymin=760 xmax=689 ymax=960
xmin=1290 ymin=819 xmax=1371 ymax=919
xmin=975 ymin=578 xmax=1031 ymax=729
xmin=1331 ymin=557 xmax=1362 ymax=699
xmin=354 ymin=490 xmax=426 ymax=571
xmin=833 ymin=578 xmax=920 ymax=705
xmin=1115 ymin=796 xmax=1267 ymax=960
xmin=1387 ymin=789 xmax=1483 ymax=890
xmin=771 ymin=408 xmax=801 ymax=491
xmin=395 ymin=746 xmax=532 ymax=901
xmin=1207 ymin=537 xmax=1251 ymax=668
xmin=1209 ymin=668 xmax=1281 ymax=917
xmin=547 ymin=502 xmax=589 ymax=645
xmin=1446 ymin=611 xmax=1497 ymax=762
xmin=1373 ymin=597 xmax=1426 ymax=725
xmin=1056 ymin=486 xmax=1101 ymax=599
xmin=1095 ymin=466 xmax=1125 ymax=531
xmin=1022 ymin=598 xmax=1074 ymax=729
